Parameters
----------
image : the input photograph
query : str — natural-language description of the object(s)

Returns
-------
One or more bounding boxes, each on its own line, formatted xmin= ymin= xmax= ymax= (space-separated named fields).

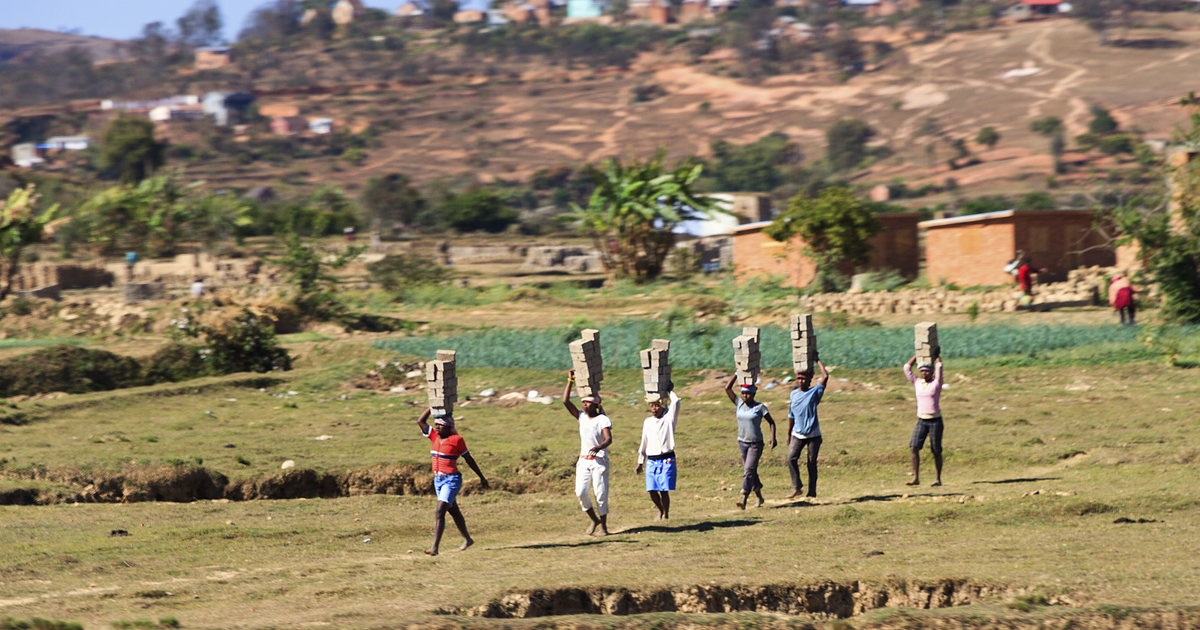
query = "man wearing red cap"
xmin=416 ymin=407 xmax=489 ymax=556
xmin=563 ymin=369 xmax=613 ymax=536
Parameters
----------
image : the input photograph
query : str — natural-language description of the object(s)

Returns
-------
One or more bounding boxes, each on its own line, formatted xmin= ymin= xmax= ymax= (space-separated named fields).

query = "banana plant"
xmin=0 ymin=185 xmax=59 ymax=300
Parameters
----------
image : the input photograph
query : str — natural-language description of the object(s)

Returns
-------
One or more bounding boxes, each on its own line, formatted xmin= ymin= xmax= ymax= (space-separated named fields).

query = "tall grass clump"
xmin=376 ymin=322 xmax=1169 ymax=370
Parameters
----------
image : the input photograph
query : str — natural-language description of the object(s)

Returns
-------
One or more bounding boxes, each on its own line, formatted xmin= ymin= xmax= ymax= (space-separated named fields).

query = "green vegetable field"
xmin=376 ymin=321 xmax=1183 ymax=370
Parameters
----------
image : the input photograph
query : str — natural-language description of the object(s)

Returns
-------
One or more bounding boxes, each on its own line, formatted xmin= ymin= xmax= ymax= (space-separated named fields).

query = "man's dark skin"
xmin=635 ymin=393 xmax=673 ymax=521
xmin=723 ymin=375 xmax=777 ymax=509
xmin=904 ymin=355 xmax=943 ymax=487
xmin=785 ymin=357 xmax=829 ymax=500
xmin=562 ymin=369 xmax=612 ymax=536
xmin=417 ymin=408 xmax=489 ymax=556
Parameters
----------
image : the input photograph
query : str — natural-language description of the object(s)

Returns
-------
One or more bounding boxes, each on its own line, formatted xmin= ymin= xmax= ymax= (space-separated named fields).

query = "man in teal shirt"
xmin=786 ymin=356 xmax=829 ymax=499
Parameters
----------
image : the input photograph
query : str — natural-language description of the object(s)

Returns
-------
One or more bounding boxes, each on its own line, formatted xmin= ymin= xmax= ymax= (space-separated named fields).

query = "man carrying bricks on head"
xmin=903 ymin=355 xmax=944 ymax=487
xmin=563 ymin=369 xmax=613 ymax=536
xmin=416 ymin=407 xmax=489 ymax=556
xmin=636 ymin=388 xmax=680 ymax=521
xmin=786 ymin=355 xmax=829 ymax=499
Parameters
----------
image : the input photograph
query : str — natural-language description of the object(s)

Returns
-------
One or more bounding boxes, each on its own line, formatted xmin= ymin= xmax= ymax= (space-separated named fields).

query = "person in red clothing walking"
xmin=417 ymin=408 xmax=489 ymax=556
xmin=1109 ymin=274 xmax=1136 ymax=325
xmin=1017 ymin=258 xmax=1034 ymax=296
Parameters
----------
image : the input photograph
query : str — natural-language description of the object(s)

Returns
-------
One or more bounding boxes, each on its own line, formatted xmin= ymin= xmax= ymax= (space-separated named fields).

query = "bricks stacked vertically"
xmin=569 ymin=329 xmax=603 ymax=398
xmin=426 ymin=349 xmax=458 ymax=418
xmin=914 ymin=322 xmax=939 ymax=365
xmin=791 ymin=314 xmax=817 ymax=374
xmin=640 ymin=339 xmax=672 ymax=402
xmin=732 ymin=326 xmax=760 ymax=387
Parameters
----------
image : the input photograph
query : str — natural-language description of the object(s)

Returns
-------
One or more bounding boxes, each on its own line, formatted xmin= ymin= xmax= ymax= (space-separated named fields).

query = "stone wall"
xmin=796 ymin=266 xmax=1119 ymax=315
xmin=449 ymin=245 xmax=527 ymax=264
xmin=0 ymin=262 xmax=115 ymax=291
xmin=523 ymin=246 xmax=603 ymax=273
xmin=104 ymin=253 xmax=262 ymax=286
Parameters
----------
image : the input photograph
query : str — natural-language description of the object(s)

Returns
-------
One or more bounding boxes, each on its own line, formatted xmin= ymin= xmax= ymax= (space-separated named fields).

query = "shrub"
xmin=367 ymin=254 xmax=453 ymax=291
xmin=439 ymin=189 xmax=517 ymax=233
xmin=202 ymin=309 xmax=293 ymax=374
xmin=143 ymin=343 xmax=211 ymax=383
xmin=0 ymin=345 xmax=146 ymax=397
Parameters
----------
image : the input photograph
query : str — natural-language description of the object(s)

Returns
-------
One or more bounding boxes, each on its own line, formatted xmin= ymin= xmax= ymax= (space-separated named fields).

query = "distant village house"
xmin=270 ymin=116 xmax=309 ymax=135
xmin=194 ymin=46 xmax=233 ymax=70
xmin=333 ymin=0 xmax=367 ymax=24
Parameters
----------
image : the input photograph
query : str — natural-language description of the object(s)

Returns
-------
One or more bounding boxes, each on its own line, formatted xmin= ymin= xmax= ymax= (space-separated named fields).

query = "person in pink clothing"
xmin=1108 ymin=275 xmax=1135 ymax=325
xmin=903 ymin=355 xmax=944 ymax=486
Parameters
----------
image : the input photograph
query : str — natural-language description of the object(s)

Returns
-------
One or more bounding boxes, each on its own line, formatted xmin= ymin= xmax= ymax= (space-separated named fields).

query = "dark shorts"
xmin=910 ymin=417 xmax=944 ymax=455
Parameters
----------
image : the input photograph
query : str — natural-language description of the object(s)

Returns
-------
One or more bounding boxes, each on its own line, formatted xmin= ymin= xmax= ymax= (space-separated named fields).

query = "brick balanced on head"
xmin=569 ymin=329 xmax=603 ymax=398
xmin=426 ymin=349 xmax=458 ymax=418
xmin=914 ymin=322 xmax=939 ymax=365
xmin=641 ymin=339 xmax=672 ymax=402
xmin=791 ymin=314 xmax=817 ymax=374
xmin=732 ymin=326 xmax=761 ymax=387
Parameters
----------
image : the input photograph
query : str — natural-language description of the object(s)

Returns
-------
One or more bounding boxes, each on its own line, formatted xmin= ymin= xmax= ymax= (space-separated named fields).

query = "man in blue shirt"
xmin=786 ymin=355 xmax=829 ymax=499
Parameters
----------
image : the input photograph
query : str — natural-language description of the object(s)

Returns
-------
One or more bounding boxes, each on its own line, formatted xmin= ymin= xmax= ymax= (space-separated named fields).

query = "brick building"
xmin=921 ymin=209 xmax=1114 ymax=287
xmin=733 ymin=213 xmax=922 ymax=288
xmin=194 ymin=46 xmax=232 ymax=70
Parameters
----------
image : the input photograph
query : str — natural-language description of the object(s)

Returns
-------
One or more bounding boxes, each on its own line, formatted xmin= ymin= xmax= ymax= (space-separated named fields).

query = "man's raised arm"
xmin=562 ymin=369 xmax=581 ymax=419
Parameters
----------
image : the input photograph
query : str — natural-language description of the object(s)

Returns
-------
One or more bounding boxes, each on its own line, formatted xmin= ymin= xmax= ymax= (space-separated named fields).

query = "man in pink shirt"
xmin=903 ymin=355 xmax=944 ymax=486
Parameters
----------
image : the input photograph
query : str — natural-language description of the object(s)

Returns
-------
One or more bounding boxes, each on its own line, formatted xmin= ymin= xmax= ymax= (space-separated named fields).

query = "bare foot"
xmin=905 ymin=480 xmax=920 ymax=486
xmin=932 ymin=481 xmax=942 ymax=487
xmin=735 ymin=501 xmax=745 ymax=510
xmin=661 ymin=513 xmax=669 ymax=520
xmin=424 ymin=549 xmax=438 ymax=557
xmin=586 ymin=521 xmax=598 ymax=536
xmin=654 ymin=513 xmax=663 ymax=521
xmin=458 ymin=538 xmax=474 ymax=551
xmin=785 ymin=491 xmax=802 ymax=499
xmin=754 ymin=497 xmax=765 ymax=508
xmin=596 ymin=526 xmax=609 ymax=536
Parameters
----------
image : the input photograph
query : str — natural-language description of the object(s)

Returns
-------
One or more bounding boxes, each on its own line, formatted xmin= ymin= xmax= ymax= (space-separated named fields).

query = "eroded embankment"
xmin=464 ymin=581 xmax=1084 ymax=619
xmin=0 ymin=464 xmax=544 ymax=504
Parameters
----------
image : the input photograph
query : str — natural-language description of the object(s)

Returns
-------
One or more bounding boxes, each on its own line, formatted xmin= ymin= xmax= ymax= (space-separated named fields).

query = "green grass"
xmin=1 ymin=346 xmax=1199 ymax=629
xmin=376 ymin=321 xmax=1189 ymax=370
xmin=0 ymin=338 xmax=88 ymax=350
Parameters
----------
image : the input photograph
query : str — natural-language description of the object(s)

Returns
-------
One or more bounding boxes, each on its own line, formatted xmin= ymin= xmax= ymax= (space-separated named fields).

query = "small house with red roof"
xmin=1002 ymin=0 xmax=1063 ymax=20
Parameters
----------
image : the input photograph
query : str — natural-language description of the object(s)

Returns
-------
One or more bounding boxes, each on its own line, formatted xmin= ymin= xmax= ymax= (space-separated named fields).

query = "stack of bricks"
xmin=914 ymin=322 xmax=939 ymax=365
xmin=426 ymin=349 xmax=458 ymax=418
xmin=569 ymin=329 xmax=603 ymax=398
xmin=791 ymin=314 xmax=817 ymax=374
xmin=732 ymin=326 xmax=760 ymax=387
xmin=640 ymin=339 xmax=671 ymax=402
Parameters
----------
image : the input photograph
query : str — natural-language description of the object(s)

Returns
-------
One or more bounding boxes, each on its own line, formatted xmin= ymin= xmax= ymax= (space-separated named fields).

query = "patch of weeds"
xmin=132 ymin=591 xmax=170 ymax=599
xmin=1074 ymin=501 xmax=1116 ymax=516
xmin=190 ymin=456 xmax=203 ymax=466
xmin=139 ymin=436 xmax=159 ymax=443
xmin=828 ymin=620 xmax=854 ymax=630
xmin=235 ymin=455 xmax=251 ymax=466
xmin=157 ymin=618 xmax=179 ymax=629
xmin=1058 ymin=450 xmax=1086 ymax=459
xmin=283 ymin=400 xmax=298 ymax=409
xmin=1021 ymin=437 xmax=1045 ymax=446
xmin=1005 ymin=594 xmax=1049 ymax=612
xmin=832 ymin=506 xmax=862 ymax=523
xmin=167 ymin=422 xmax=193 ymax=431
xmin=976 ymin=417 xmax=998 ymax=425
xmin=161 ymin=458 xmax=187 ymax=467
xmin=926 ymin=509 xmax=958 ymax=523
xmin=110 ymin=621 xmax=155 ymax=629
xmin=1 ymin=619 xmax=84 ymax=630
xmin=1011 ymin=418 xmax=1031 ymax=425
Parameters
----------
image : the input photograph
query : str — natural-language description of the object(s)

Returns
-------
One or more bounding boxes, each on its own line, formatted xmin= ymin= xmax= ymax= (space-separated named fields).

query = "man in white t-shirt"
xmin=190 ymin=277 xmax=205 ymax=297
xmin=562 ymin=369 xmax=612 ymax=536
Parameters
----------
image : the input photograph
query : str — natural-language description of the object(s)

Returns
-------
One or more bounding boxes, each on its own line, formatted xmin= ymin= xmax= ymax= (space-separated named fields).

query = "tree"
xmin=570 ymin=150 xmax=721 ymax=282
xmin=275 ymin=232 xmax=365 ymax=318
xmin=360 ymin=173 xmax=426 ymax=228
xmin=239 ymin=0 xmax=303 ymax=44
xmin=430 ymin=0 xmax=459 ymax=22
xmin=1108 ymin=100 xmax=1200 ymax=322
xmin=764 ymin=187 xmax=882 ymax=293
xmin=1088 ymin=104 xmax=1118 ymax=135
xmin=976 ymin=126 xmax=1000 ymax=150
xmin=440 ymin=189 xmax=517 ymax=233
xmin=190 ymin=193 xmax=253 ymax=253
xmin=1030 ymin=116 xmax=1066 ymax=174
xmin=0 ymin=185 xmax=59 ymax=300
xmin=177 ymin=0 xmax=224 ymax=47
xmin=1017 ymin=191 xmax=1056 ymax=211
xmin=705 ymin=132 xmax=800 ymax=192
xmin=100 ymin=116 xmax=168 ymax=184
xmin=826 ymin=119 xmax=876 ymax=172
xmin=80 ymin=174 xmax=198 ymax=257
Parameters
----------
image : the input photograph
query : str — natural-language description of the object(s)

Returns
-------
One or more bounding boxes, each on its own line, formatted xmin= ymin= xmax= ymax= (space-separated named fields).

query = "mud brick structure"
xmin=640 ymin=339 xmax=672 ymax=402
xmin=569 ymin=329 xmax=603 ymax=398
xmin=732 ymin=326 xmax=761 ymax=386
xmin=791 ymin=314 xmax=817 ymax=374
xmin=426 ymin=349 xmax=458 ymax=418
xmin=914 ymin=322 xmax=939 ymax=365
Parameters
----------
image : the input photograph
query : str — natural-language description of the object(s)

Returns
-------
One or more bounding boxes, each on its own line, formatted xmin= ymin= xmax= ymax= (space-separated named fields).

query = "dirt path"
xmin=1025 ymin=23 xmax=1089 ymax=120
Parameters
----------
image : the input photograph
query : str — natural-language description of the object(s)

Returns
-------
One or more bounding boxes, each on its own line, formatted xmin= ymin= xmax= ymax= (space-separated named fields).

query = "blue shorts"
xmin=434 ymin=473 xmax=463 ymax=504
xmin=645 ymin=458 xmax=676 ymax=492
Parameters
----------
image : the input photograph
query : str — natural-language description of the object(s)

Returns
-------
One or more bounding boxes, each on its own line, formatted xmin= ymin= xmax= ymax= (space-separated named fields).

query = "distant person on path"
xmin=125 ymin=251 xmax=138 ymax=281
xmin=562 ymin=369 xmax=612 ymax=536
xmin=636 ymin=388 xmax=681 ymax=521
xmin=190 ymin=277 xmax=205 ymax=297
xmin=1017 ymin=258 xmax=1035 ymax=296
xmin=786 ymin=357 xmax=829 ymax=499
xmin=416 ymin=407 xmax=489 ymax=556
xmin=903 ymin=355 xmax=944 ymax=487
xmin=1109 ymin=275 xmax=1135 ymax=325
xmin=724 ymin=375 xmax=777 ymax=509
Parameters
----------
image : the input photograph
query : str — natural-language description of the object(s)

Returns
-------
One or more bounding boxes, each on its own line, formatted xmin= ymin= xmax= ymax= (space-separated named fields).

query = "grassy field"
xmin=2 ymin=330 xmax=1200 ymax=629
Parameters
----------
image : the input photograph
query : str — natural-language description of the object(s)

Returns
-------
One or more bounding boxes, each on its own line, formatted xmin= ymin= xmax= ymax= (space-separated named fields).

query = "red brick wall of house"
xmin=1012 ymin=212 xmax=1115 ymax=282
xmin=867 ymin=213 xmax=922 ymax=278
xmin=924 ymin=219 xmax=1016 ymax=287
xmin=733 ymin=225 xmax=816 ymax=287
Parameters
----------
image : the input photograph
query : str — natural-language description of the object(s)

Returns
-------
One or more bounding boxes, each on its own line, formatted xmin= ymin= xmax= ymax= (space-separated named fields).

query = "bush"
xmin=0 ymin=346 xmax=146 ymax=397
xmin=367 ymin=254 xmax=453 ymax=290
xmin=201 ymin=309 xmax=293 ymax=374
xmin=440 ymin=189 xmax=517 ymax=233
xmin=143 ymin=343 xmax=211 ymax=382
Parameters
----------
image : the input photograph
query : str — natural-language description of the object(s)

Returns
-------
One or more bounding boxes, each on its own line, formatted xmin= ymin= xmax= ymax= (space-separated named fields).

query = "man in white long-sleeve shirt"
xmin=635 ymin=389 xmax=680 ymax=521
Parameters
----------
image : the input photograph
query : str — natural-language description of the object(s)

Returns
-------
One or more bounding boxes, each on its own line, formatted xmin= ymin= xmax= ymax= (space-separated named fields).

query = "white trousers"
xmin=575 ymin=456 xmax=609 ymax=516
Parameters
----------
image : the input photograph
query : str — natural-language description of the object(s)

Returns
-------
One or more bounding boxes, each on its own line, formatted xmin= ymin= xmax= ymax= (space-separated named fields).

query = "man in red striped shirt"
xmin=417 ymin=408 xmax=489 ymax=556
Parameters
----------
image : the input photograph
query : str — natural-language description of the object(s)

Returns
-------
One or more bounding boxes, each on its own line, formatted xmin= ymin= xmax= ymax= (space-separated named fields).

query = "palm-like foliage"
xmin=1 ymin=185 xmax=59 ymax=299
xmin=570 ymin=149 xmax=722 ymax=281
